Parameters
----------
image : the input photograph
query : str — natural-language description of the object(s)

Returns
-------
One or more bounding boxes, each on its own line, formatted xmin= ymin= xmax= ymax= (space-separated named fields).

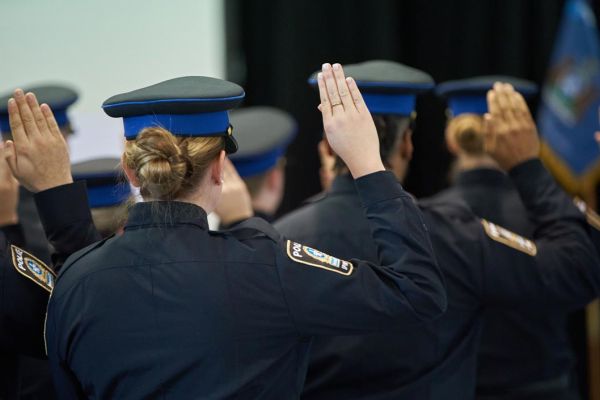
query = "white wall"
xmin=0 ymin=0 xmax=225 ymax=161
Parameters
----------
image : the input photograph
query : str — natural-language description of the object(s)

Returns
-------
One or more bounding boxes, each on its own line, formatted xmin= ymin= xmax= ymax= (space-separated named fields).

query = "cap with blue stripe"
xmin=0 ymin=84 xmax=78 ymax=133
xmin=436 ymin=76 xmax=539 ymax=116
xmin=102 ymin=76 xmax=245 ymax=154
xmin=228 ymin=107 xmax=297 ymax=178
xmin=308 ymin=60 xmax=435 ymax=116
xmin=72 ymin=158 xmax=131 ymax=209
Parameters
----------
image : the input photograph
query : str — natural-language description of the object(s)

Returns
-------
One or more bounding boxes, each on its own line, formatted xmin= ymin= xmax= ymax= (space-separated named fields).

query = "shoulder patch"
xmin=286 ymin=240 xmax=354 ymax=275
xmin=573 ymin=197 xmax=600 ymax=231
xmin=481 ymin=220 xmax=537 ymax=256
xmin=10 ymin=245 xmax=56 ymax=292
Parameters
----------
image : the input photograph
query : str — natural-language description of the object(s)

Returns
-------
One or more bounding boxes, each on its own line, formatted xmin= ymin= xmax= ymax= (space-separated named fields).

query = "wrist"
xmin=33 ymin=176 xmax=74 ymax=193
xmin=348 ymin=159 xmax=386 ymax=179
xmin=0 ymin=212 xmax=19 ymax=226
xmin=219 ymin=208 xmax=254 ymax=226
xmin=502 ymin=156 xmax=539 ymax=172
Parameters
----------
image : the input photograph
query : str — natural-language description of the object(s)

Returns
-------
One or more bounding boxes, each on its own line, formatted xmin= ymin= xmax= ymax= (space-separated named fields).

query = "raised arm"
xmin=3 ymin=89 xmax=101 ymax=272
xmin=482 ymin=83 xmax=600 ymax=307
xmin=276 ymin=63 xmax=446 ymax=334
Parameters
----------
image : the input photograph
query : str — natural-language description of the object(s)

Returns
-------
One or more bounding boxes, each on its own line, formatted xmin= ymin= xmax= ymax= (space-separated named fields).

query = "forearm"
xmin=0 ymin=223 xmax=25 ymax=247
xmin=509 ymin=158 xmax=583 ymax=226
xmin=355 ymin=171 xmax=446 ymax=319
xmin=34 ymin=182 xmax=101 ymax=272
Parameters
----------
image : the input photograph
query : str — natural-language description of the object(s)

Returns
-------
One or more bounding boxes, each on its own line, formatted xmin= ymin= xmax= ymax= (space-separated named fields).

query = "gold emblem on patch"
xmin=481 ymin=220 xmax=537 ymax=256
xmin=10 ymin=245 xmax=56 ymax=292
xmin=286 ymin=240 xmax=354 ymax=275
xmin=573 ymin=197 xmax=600 ymax=231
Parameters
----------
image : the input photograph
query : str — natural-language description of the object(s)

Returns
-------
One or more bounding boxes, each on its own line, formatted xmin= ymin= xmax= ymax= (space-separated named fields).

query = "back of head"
xmin=445 ymin=114 xmax=485 ymax=156
xmin=103 ymin=76 xmax=246 ymax=201
xmin=124 ymin=127 xmax=225 ymax=200
xmin=436 ymin=76 xmax=538 ymax=157
xmin=308 ymin=60 xmax=433 ymax=173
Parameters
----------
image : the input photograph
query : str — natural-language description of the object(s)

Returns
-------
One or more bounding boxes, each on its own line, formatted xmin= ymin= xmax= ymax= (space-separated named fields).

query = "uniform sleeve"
xmin=34 ymin=182 xmax=102 ymax=273
xmin=0 ymin=223 xmax=26 ymax=247
xmin=482 ymin=159 xmax=600 ymax=308
xmin=0 ymin=231 xmax=49 ymax=357
xmin=275 ymin=171 xmax=447 ymax=335
xmin=45 ymin=299 xmax=86 ymax=399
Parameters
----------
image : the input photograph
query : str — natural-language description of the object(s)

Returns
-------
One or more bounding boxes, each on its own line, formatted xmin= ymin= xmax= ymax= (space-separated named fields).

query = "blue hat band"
xmin=123 ymin=111 xmax=230 ymax=139
xmin=232 ymin=146 xmax=286 ymax=178
xmin=86 ymin=183 xmax=131 ymax=208
xmin=361 ymin=93 xmax=416 ymax=115
xmin=1 ymin=110 xmax=69 ymax=133
xmin=448 ymin=95 xmax=489 ymax=116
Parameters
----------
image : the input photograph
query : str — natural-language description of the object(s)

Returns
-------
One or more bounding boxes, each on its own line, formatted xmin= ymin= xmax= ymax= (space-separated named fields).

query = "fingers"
xmin=332 ymin=63 xmax=354 ymax=111
xmin=2 ymin=140 xmax=18 ymax=177
xmin=13 ymin=89 xmax=40 ymax=139
xmin=322 ymin=64 xmax=343 ymax=115
xmin=493 ymin=83 xmax=514 ymax=123
xmin=317 ymin=72 xmax=332 ymax=119
xmin=595 ymin=131 xmax=600 ymax=145
xmin=41 ymin=103 xmax=62 ymax=138
xmin=26 ymin=92 xmax=50 ymax=134
xmin=7 ymin=97 xmax=29 ymax=146
xmin=482 ymin=113 xmax=496 ymax=154
xmin=512 ymin=91 xmax=535 ymax=126
xmin=487 ymin=89 xmax=500 ymax=118
xmin=346 ymin=76 xmax=367 ymax=113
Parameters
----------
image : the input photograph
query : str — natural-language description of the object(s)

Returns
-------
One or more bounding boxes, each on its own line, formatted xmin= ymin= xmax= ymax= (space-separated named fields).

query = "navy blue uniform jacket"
xmin=45 ymin=171 xmax=446 ymax=399
xmin=275 ymin=160 xmax=600 ymax=400
xmin=0 ymin=182 xmax=100 ymax=400
xmin=432 ymin=167 xmax=592 ymax=399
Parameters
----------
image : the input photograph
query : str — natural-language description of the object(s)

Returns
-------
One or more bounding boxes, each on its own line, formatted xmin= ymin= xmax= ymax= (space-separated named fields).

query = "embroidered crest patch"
xmin=11 ymin=245 xmax=56 ymax=292
xmin=573 ymin=197 xmax=600 ymax=231
xmin=286 ymin=240 xmax=354 ymax=275
xmin=481 ymin=220 xmax=537 ymax=256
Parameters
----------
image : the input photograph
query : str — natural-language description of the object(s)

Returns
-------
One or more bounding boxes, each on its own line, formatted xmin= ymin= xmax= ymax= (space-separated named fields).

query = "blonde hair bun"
xmin=124 ymin=127 xmax=225 ymax=200
xmin=446 ymin=114 xmax=485 ymax=155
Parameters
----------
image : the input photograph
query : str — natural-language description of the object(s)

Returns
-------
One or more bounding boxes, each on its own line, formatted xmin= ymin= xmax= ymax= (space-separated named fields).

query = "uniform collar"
xmin=125 ymin=201 xmax=209 ymax=230
xmin=329 ymin=174 xmax=357 ymax=195
xmin=456 ymin=168 xmax=509 ymax=187
xmin=253 ymin=210 xmax=274 ymax=223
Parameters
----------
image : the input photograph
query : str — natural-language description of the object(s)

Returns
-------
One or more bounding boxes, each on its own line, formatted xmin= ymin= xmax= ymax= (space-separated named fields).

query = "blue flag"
xmin=538 ymin=0 xmax=600 ymax=184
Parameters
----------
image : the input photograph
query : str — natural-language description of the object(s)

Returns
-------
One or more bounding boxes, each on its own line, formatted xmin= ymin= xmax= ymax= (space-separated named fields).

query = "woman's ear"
xmin=211 ymin=150 xmax=226 ymax=185
xmin=121 ymin=154 xmax=140 ymax=188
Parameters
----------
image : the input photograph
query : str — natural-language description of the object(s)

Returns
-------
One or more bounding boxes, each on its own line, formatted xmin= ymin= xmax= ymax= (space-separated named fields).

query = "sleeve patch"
xmin=574 ymin=197 xmax=600 ymax=231
xmin=286 ymin=240 xmax=354 ymax=275
xmin=10 ymin=245 xmax=56 ymax=293
xmin=481 ymin=220 xmax=537 ymax=256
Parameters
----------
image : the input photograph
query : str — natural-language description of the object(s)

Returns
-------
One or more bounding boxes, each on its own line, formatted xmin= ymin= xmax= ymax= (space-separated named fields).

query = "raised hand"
xmin=2 ymin=89 xmax=73 ymax=193
xmin=214 ymin=158 xmax=254 ymax=226
xmin=484 ymin=82 xmax=540 ymax=171
xmin=318 ymin=138 xmax=336 ymax=191
xmin=317 ymin=63 xmax=385 ymax=178
xmin=0 ymin=143 xmax=19 ymax=226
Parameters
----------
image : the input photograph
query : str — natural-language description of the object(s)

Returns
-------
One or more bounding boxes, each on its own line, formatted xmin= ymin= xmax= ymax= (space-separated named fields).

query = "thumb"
xmin=483 ymin=114 xmax=496 ymax=155
xmin=2 ymin=140 xmax=18 ymax=177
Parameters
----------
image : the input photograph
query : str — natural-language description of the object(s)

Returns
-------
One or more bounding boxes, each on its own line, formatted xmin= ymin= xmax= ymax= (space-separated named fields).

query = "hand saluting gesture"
xmin=484 ymin=82 xmax=540 ymax=171
xmin=317 ymin=63 xmax=385 ymax=178
xmin=1 ymin=89 xmax=73 ymax=193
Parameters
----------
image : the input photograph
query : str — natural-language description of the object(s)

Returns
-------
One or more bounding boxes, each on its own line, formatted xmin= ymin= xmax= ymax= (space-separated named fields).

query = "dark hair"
xmin=334 ymin=115 xmax=411 ymax=173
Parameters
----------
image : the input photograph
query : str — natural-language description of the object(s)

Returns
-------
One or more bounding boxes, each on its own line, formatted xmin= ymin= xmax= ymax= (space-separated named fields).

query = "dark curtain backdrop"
xmin=224 ymin=0 xmax=589 ymax=214
xmin=225 ymin=1 xmax=600 ymax=397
